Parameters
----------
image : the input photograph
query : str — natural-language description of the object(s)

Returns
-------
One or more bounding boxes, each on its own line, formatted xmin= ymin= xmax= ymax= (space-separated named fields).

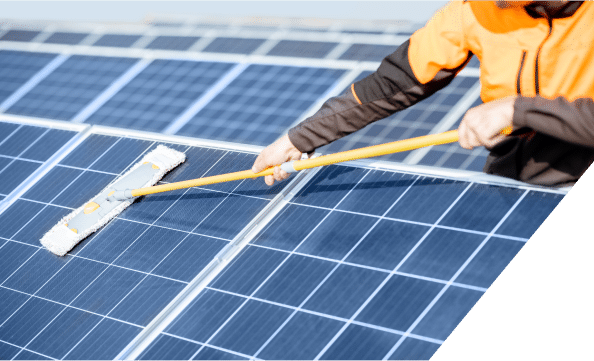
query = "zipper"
xmin=535 ymin=18 xmax=553 ymax=95
xmin=516 ymin=51 xmax=527 ymax=95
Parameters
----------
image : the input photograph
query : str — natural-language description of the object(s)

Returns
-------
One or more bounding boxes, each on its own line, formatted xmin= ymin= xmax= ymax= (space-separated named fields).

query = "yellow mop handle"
xmin=131 ymin=126 xmax=513 ymax=198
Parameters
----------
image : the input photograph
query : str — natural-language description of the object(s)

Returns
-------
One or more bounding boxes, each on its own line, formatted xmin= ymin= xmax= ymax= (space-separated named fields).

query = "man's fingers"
xmin=264 ymin=175 xmax=275 ymax=186
xmin=272 ymin=166 xmax=290 ymax=182
xmin=252 ymin=152 xmax=268 ymax=173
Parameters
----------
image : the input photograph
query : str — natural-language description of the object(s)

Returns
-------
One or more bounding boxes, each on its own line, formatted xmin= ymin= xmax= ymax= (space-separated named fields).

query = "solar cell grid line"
xmin=182 ymin=167 xmax=378 ymax=360
xmin=249 ymin=174 xmax=422 ymax=360
xmin=266 ymin=40 xmax=339 ymax=59
xmin=0 ymin=52 xmax=66 ymax=112
xmin=176 ymin=64 xmax=345 ymax=146
xmin=383 ymin=189 xmax=529 ymax=359
xmin=84 ymin=60 xmax=237 ymax=132
xmin=5 ymin=55 xmax=138 ymax=121
xmin=319 ymin=75 xmax=479 ymax=163
xmin=0 ymin=50 xmax=58 ymax=106
xmin=302 ymin=179 xmax=474 ymax=360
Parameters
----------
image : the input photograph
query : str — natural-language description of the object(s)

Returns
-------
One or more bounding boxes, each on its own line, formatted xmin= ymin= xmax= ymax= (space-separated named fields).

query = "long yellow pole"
xmin=131 ymin=127 xmax=512 ymax=198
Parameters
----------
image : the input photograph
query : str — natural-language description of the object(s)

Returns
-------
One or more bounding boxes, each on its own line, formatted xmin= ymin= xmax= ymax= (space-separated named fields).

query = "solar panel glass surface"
xmin=176 ymin=64 xmax=345 ymax=146
xmin=0 ymin=50 xmax=57 ymax=104
xmin=92 ymin=34 xmax=142 ymax=48
xmin=202 ymin=37 xmax=266 ymax=55
xmin=0 ymin=30 xmax=40 ymax=42
xmin=0 ymin=132 xmax=289 ymax=359
xmin=148 ymin=164 xmax=563 ymax=360
xmin=319 ymin=74 xmax=479 ymax=162
xmin=266 ymin=40 xmax=338 ymax=59
xmin=338 ymin=43 xmax=399 ymax=62
xmin=0 ymin=122 xmax=76 ymax=197
xmin=145 ymin=36 xmax=200 ymax=51
xmin=84 ymin=60 xmax=236 ymax=132
xmin=43 ymin=32 xmax=88 ymax=45
xmin=6 ymin=55 xmax=138 ymax=120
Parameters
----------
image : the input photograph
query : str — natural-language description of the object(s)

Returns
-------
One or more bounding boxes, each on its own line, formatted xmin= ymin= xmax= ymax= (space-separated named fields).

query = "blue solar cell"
xmin=303 ymin=265 xmax=386 ymax=319
xmin=0 ymin=342 xmax=20 ymax=359
xmin=467 ymin=55 xmax=480 ymax=68
xmin=0 ymin=51 xmax=57 ymax=104
xmin=85 ymin=60 xmax=235 ymax=132
xmin=0 ymin=297 xmax=64 ymax=347
xmin=145 ymin=35 xmax=200 ymax=50
xmin=65 ymin=319 xmax=141 ymax=359
xmin=399 ymin=228 xmax=484 ymax=280
xmin=93 ymin=33 xmax=141 ymax=47
xmin=257 ymin=311 xmax=344 ymax=359
xmin=89 ymin=137 xmax=153 ymax=173
xmin=27 ymin=308 xmax=102 ymax=359
xmin=203 ymin=37 xmax=266 ymax=54
xmin=194 ymin=346 xmax=247 ymax=360
xmin=319 ymin=76 xmax=479 ymax=161
xmin=0 ymin=200 xmax=44 ymax=239
xmin=321 ymin=324 xmax=400 ymax=360
xmin=73 ymin=219 xmax=148 ymax=262
xmin=266 ymin=40 xmax=338 ymax=58
xmin=12 ymin=349 xmax=51 ymax=360
xmin=0 ymin=30 xmax=40 ymax=42
xmin=497 ymin=191 xmax=563 ymax=238
xmin=439 ymin=183 xmax=524 ymax=233
xmin=209 ymin=299 xmax=293 ymax=356
xmin=413 ymin=286 xmax=483 ymax=340
xmin=0 ymin=160 xmax=40 ymax=194
xmin=59 ymin=134 xmax=118 ymax=168
xmin=165 ymin=289 xmax=246 ymax=343
xmin=387 ymin=337 xmax=440 ymax=360
xmin=138 ymin=334 xmax=201 ymax=360
xmin=7 ymin=55 xmax=138 ymax=120
xmin=177 ymin=64 xmax=345 ymax=146
xmin=0 ymin=122 xmax=20 ymax=142
xmin=0 ymin=125 xmax=47 ymax=156
xmin=21 ymin=129 xmax=76 ymax=162
xmin=456 ymin=237 xmax=525 ymax=288
xmin=15 ymin=206 xmax=72 ymax=247
xmin=2 ymin=250 xmax=68 ymax=294
xmin=339 ymin=43 xmax=398 ymax=62
xmin=51 ymin=171 xmax=116 ymax=207
xmin=43 ymin=32 xmax=88 ymax=45
xmin=0 ymin=286 xmax=30 ymax=324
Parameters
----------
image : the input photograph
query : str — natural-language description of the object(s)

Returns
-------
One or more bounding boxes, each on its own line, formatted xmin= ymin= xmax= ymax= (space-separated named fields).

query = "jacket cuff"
xmin=512 ymin=96 xmax=534 ymax=128
xmin=288 ymin=127 xmax=315 ymax=154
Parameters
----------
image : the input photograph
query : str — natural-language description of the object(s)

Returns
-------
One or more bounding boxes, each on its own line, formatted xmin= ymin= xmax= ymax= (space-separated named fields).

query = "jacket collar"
xmin=524 ymin=1 xmax=583 ymax=19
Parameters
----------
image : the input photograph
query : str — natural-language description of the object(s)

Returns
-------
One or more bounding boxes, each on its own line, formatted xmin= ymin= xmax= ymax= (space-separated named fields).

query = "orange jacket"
xmin=410 ymin=1 xmax=594 ymax=102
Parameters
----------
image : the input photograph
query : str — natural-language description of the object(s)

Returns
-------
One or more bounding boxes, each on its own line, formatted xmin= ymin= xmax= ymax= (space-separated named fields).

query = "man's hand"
xmin=252 ymin=134 xmax=303 ymax=186
xmin=458 ymin=96 xmax=516 ymax=149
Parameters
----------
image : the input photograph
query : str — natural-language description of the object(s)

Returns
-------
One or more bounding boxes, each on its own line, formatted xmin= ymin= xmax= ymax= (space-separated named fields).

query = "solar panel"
xmin=417 ymin=98 xmax=488 ymax=171
xmin=320 ymin=74 xmax=479 ymax=162
xmin=84 ymin=60 xmax=236 ymax=132
xmin=0 ymin=30 xmax=40 ymax=42
xmin=467 ymin=55 xmax=480 ymax=69
xmin=145 ymin=36 xmax=200 ymax=51
xmin=142 ymin=164 xmax=563 ymax=360
xmin=92 ymin=34 xmax=142 ymax=48
xmin=0 ymin=131 xmax=289 ymax=359
xmin=5 ymin=55 xmax=138 ymax=120
xmin=0 ymin=123 xmax=76 ymax=197
xmin=266 ymin=40 xmax=339 ymax=59
xmin=202 ymin=37 xmax=266 ymax=55
xmin=340 ymin=29 xmax=385 ymax=35
xmin=0 ymin=50 xmax=57 ymax=104
xmin=176 ymin=64 xmax=345 ymax=146
xmin=339 ymin=43 xmax=399 ymax=62
xmin=43 ymin=32 xmax=89 ymax=45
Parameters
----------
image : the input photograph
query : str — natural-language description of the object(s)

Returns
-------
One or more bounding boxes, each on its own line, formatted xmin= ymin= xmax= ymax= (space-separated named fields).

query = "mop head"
xmin=40 ymin=145 xmax=186 ymax=256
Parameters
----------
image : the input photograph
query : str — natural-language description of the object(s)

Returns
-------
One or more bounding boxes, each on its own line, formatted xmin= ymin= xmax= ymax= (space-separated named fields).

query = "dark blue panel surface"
xmin=0 ymin=125 xmax=47 ymax=156
xmin=292 ymin=165 xmax=366 ymax=208
xmin=321 ymin=324 xmax=400 ymax=360
xmin=388 ymin=337 xmax=440 ymax=360
xmin=194 ymin=346 xmax=247 ymax=360
xmin=59 ymin=134 xmax=118 ymax=168
xmin=52 ymin=170 xmax=116 ymax=208
xmin=303 ymin=265 xmax=386 ymax=319
xmin=166 ymin=289 xmax=245 ymax=343
xmin=12 ymin=349 xmax=51 ymax=360
xmin=203 ymin=37 xmax=266 ymax=54
xmin=0 ymin=122 xmax=20 ymax=142
xmin=0 ymin=200 xmax=44 ymax=239
xmin=0 ymin=160 xmax=40 ymax=194
xmin=0 ymin=287 xmax=30 ymax=324
xmin=89 ymin=137 xmax=153 ymax=173
xmin=257 ymin=311 xmax=344 ymax=360
xmin=319 ymin=76 xmax=479 ymax=162
xmin=0 ymin=242 xmax=39 ymax=284
xmin=497 ymin=191 xmax=563 ymax=238
xmin=0 ymin=297 xmax=64 ymax=347
xmin=266 ymin=40 xmax=338 ymax=58
xmin=145 ymin=35 xmax=200 ymax=50
xmin=43 ymin=32 xmax=88 ymax=45
xmin=139 ymin=334 xmax=201 ymax=360
xmin=0 ymin=343 xmax=22 ymax=360
xmin=93 ymin=33 xmax=141 ymax=47
xmin=65 ymin=319 xmax=141 ymax=359
xmin=7 ymin=55 xmax=137 ymax=120
xmin=413 ymin=286 xmax=483 ymax=340
xmin=86 ymin=60 xmax=235 ymax=132
xmin=12 ymin=205 xmax=71 ymax=246
xmin=177 ymin=64 xmax=345 ymax=146
xmin=0 ymin=30 xmax=40 ymax=42
xmin=0 ymin=51 xmax=57 ymax=103
xmin=209 ymin=299 xmax=293 ymax=356
xmin=27 ymin=307 xmax=102 ymax=359
xmin=21 ymin=129 xmax=76 ymax=161
xmin=339 ymin=43 xmax=399 ymax=62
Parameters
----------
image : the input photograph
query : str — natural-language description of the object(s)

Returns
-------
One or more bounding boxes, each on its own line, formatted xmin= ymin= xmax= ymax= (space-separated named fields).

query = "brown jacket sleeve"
xmin=513 ymin=96 xmax=594 ymax=148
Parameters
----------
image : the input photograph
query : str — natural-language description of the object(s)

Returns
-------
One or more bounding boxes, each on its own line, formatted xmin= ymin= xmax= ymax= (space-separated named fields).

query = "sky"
xmin=0 ymin=1 xmax=448 ymax=24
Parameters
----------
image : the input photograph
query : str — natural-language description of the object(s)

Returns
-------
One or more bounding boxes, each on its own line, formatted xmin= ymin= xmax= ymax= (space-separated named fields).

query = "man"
xmin=252 ymin=1 xmax=594 ymax=187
